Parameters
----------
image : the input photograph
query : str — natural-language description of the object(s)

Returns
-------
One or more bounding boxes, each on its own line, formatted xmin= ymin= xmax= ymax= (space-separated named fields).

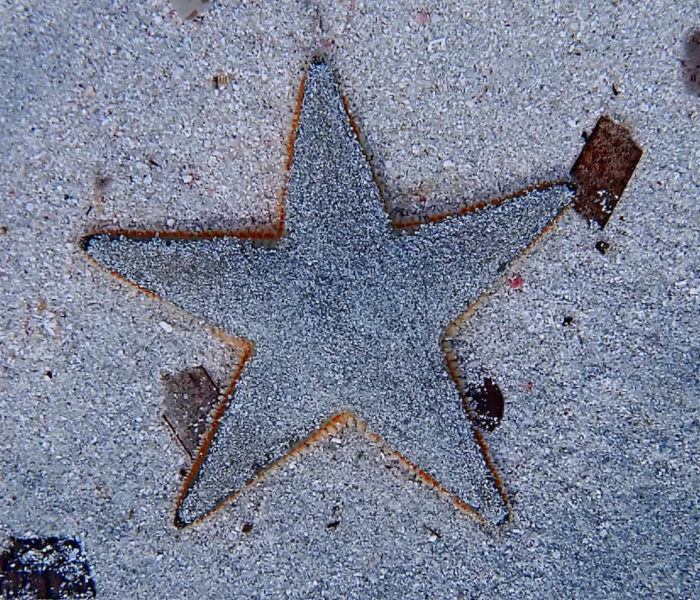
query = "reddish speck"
xmin=507 ymin=273 xmax=523 ymax=289
xmin=415 ymin=10 xmax=430 ymax=25
xmin=524 ymin=381 xmax=534 ymax=393
xmin=320 ymin=37 xmax=334 ymax=49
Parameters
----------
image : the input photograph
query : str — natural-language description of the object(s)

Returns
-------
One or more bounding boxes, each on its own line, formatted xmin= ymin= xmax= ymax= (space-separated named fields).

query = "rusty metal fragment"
xmin=465 ymin=377 xmax=505 ymax=432
xmin=0 ymin=537 xmax=96 ymax=599
xmin=571 ymin=116 xmax=642 ymax=228
xmin=162 ymin=366 xmax=220 ymax=459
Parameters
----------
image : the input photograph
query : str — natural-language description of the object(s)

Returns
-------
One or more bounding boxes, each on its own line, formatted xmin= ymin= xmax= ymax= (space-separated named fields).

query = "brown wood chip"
xmin=571 ymin=116 xmax=642 ymax=228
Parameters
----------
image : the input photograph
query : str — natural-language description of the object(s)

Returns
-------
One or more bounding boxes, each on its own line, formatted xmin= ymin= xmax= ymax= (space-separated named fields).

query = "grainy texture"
xmin=1 ymin=1 xmax=698 ymax=598
xmin=87 ymin=61 xmax=573 ymax=526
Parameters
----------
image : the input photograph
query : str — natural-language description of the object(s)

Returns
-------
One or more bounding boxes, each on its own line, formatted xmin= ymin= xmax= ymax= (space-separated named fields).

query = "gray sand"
xmin=1 ymin=1 xmax=698 ymax=598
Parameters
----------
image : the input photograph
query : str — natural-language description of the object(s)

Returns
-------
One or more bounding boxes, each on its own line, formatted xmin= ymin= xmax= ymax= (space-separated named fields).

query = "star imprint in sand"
xmin=84 ymin=59 xmax=576 ymax=527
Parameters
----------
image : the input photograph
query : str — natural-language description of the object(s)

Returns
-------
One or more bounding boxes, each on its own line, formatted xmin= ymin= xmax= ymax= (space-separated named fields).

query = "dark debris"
xmin=571 ymin=116 xmax=642 ymax=228
xmin=0 ymin=537 xmax=95 ymax=599
xmin=162 ymin=366 xmax=220 ymax=459
xmin=595 ymin=240 xmax=611 ymax=254
xmin=465 ymin=378 xmax=505 ymax=432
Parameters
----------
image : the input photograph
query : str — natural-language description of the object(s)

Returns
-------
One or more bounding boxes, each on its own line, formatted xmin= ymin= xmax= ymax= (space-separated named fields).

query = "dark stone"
xmin=0 ymin=537 xmax=96 ymax=599
xmin=595 ymin=240 xmax=611 ymax=254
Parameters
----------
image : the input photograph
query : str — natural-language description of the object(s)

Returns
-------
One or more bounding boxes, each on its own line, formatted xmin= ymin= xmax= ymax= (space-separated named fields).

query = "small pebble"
xmin=159 ymin=321 xmax=174 ymax=333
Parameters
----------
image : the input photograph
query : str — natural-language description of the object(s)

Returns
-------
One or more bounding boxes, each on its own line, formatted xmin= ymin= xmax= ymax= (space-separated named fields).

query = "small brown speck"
xmin=212 ymin=71 xmax=229 ymax=90
xmin=94 ymin=174 xmax=111 ymax=191
xmin=241 ymin=523 xmax=253 ymax=534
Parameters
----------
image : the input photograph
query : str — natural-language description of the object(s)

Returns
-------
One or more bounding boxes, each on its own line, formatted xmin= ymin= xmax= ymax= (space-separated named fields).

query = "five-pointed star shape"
xmin=85 ymin=59 xmax=574 ymax=527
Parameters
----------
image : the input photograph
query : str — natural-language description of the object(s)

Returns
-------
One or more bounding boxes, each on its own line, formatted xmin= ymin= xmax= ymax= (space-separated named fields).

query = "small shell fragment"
xmin=172 ymin=0 xmax=213 ymax=21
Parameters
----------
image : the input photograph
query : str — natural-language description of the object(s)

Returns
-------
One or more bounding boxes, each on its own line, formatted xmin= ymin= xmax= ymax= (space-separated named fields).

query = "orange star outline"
xmin=81 ymin=56 xmax=638 ymax=529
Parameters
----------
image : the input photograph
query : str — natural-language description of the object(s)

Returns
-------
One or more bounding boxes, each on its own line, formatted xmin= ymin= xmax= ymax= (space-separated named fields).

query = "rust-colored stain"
xmin=571 ymin=116 xmax=643 ymax=228
xmin=162 ymin=366 xmax=220 ymax=460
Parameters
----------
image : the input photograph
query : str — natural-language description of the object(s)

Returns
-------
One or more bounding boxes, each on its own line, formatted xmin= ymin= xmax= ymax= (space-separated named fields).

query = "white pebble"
xmin=159 ymin=321 xmax=174 ymax=333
